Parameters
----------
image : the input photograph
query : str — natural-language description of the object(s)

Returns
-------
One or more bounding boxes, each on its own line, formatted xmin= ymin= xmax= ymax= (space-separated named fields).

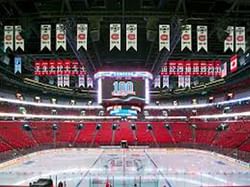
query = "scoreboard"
xmin=94 ymin=71 xmax=152 ymax=105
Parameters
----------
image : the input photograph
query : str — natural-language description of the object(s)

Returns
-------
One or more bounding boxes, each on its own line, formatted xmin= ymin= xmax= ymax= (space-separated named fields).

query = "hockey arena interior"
xmin=0 ymin=0 xmax=250 ymax=187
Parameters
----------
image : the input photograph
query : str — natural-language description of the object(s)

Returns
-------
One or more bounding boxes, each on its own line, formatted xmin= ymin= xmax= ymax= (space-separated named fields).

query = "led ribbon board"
xmin=94 ymin=71 xmax=153 ymax=105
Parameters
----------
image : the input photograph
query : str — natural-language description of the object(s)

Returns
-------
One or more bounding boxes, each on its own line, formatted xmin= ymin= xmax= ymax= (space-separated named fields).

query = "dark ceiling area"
xmin=0 ymin=0 xmax=250 ymax=75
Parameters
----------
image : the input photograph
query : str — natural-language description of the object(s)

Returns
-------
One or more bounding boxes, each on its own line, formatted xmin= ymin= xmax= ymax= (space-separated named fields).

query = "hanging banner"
xmin=177 ymin=61 xmax=184 ymax=75
xmin=159 ymin=24 xmax=170 ymax=51
xmin=221 ymin=62 xmax=227 ymax=78
xmin=63 ymin=75 xmax=70 ymax=87
xmin=14 ymin=57 xmax=22 ymax=74
xmin=77 ymin=24 xmax=88 ymax=50
xmin=181 ymin=25 xmax=192 ymax=51
xmin=230 ymin=54 xmax=238 ymax=73
xmin=71 ymin=60 xmax=79 ymax=76
xmin=154 ymin=75 xmax=161 ymax=88
xmin=34 ymin=61 xmax=41 ymax=76
xmin=126 ymin=24 xmax=137 ymax=51
xmin=207 ymin=61 xmax=215 ymax=76
xmin=57 ymin=75 xmax=63 ymax=87
xmin=40 ymin=25 xmax=51 ymax=51
xmin=178 ymin=76 xmax=185 ymax=88
xmin=87 ymin=75 xmax=93 ymax=88
xmin=110 ymin=24 xmax=121 ymax=51
xmin=162 ymin=75 xmax=169 ymax=88
xmin=78 ymin=74 xmax=85 ymax=87
xmin=41 ymin=60 xmax=49 ymax=76
xmin=224 ymin=26 xmax=234 ymax=52
xmin=197 ymin=25 xmax=207 ymax=52
xmin=48 ymin=60 xmax=56 ymax=76
xmin=63 ymin=59 xmax=71 ymax=75
xmin=56 ymin=24 xmax=66 ymax=50
xmin=15 ymin=25 xmax=24 ymax=51
xmin=235 ymin=27 xmax=245 ymax=52
xmin=184 ymin=76 xmax=191 ymax=88
xmin=184 ymin=61 xmax=192 ymax=75
xmin=214 ymin=60 xmax=222 ymax=77
xmin=4 ymin=26 xmax=14 ymax=51
xmin=200 ymin=61 xmax=207 ymax=76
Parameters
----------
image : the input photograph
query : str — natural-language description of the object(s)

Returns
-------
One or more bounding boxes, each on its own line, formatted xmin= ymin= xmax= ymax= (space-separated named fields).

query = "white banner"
xmin=56 ymin=24 xmax=66 ymax=50
xmin=4 ymin=26 xmax=14 ymax=51
xmin=110 ymin=24 xmax=121 ymax=51
xmin=197 ymin=25 xmax=207 ymax=52
xmin=235 ymin=27 xmax=245 ymax=52
xmin=63 ymin=75 xmax=70 ymax=87
xmin=15 ymin=25 xmax=24 ymax=51
xmin=178 ymin=76 xmax=185 ymax=88
xmin=184 ymin=76 xmax=191 ymax=88
xmin=224 ymin=26 xmax=234 ymax=52
xmin=14 ymin=57 xmax=22 ymax=74
xmin=221 ymin=62 xmax=227 ymax=78
xmin=181 ymin=25 xmax=192 ymax=51
xmin=41 ymin=25 xmax=51 ymax=51
xmin=162 ymin=75 xmax=169 ymax=88
xmin=126 ymin=24 xmax=137 ymax=51
xmin=57 ymin=75 xmax=63 ymax=87
xmin=77 ymin=24 xmax=88 ymax=50
xmin=78 ymin=74 xmax=85 ymax=87
xmin=159 ymin=24 xmax=170 ymax=51
xmin=154 ymin=75 xmax=161 ymax=88
xmin=87 ymin=75 xmax=93 ymax=88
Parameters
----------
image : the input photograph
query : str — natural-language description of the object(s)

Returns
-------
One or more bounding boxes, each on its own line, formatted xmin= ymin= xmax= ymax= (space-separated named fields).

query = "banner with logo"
xmin=230 ymin=55 xmax=238 ymax=72
xmin=224 ymin=26 xmax=234 ymax=52
xmin=159 ymin=24 xmax=170 ymax=51
xmin=184 ymin=76 xmax=191 ymax=88
xmin=162 ymin=75 xmax=169 ymax=88
xmin=197 ymin=25 xmax=207 ymax=52
xmin=221 ymin=62 xmax=227 ymax=78
xmin=78 ymin=74 xmax=85 ymax=87
xmin=110 ymin=24 xmax=121 ymax=51
xmin=154 ymin=75 xmax=161 ymax=88
xmin=77 ymin=24 xmax=88 ymax=50
xmin=181 ymin=25 xmax=192 ymax=51
xmin=57 ymin=75 xmax=63 ymax=87
xmin=41 ymin=25 xmax=51 ymax=51
xmin=14 ymin=57 xmax=22 ymax=74
xmin=126 ymin=24 xmax=137 ymax=51
xmin=178 ymin=76 xmax=185 ymax=88
xmin=4 ymin=26 xmax=14 ymax=51
xmin=56 ymin=24 xmax=66 ymax=50
xmin=63 ymin=75 xmax=70 ymax=87
xmin=235 ymin=27 xmax=245 ymax=52
xmin=15 ymin=25 xmax=24 ymax=51
xmin=87 ymin=75 xmax=93 ymax=88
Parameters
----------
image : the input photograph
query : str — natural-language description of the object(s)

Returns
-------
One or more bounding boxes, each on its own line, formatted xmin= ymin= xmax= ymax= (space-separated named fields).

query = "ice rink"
xmin=0 ymin=148 xmax=249 ymax=187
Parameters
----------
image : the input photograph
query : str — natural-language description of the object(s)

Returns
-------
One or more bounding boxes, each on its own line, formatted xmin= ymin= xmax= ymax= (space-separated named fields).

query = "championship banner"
xmin=34 ymin=61 xmax=41 ymax=76
xmin=77 ymin=24 xmax=88 ymax=50
xmin=235 ymin=27 xmax=245 ymax=52
xmin=56 ymin=24 xmax=66 ymax=50
xmin=57 ymin=75 xmax=63 ymax=87
xmin=154 ymin=75 xmax=161 ymax=88
xmin=87 ymin=75 xmax=93 ymax=88
xmin=63 ymin=75 xmax=70 ymax=87
xmin=221 ymin=62 xmax=227 ymax=78
xmin=178 ymin=76 xmax=185 ymax=88
xmin=169 ymin=61 xmax=177 ymax=75
xmin=224 ymin=26 xmax=234 ymax=52
xmin=71 ymin=60 xmax=79 ymax=76
xmin=56 ymin=60 xmax=64 ymax=75
xmin=15 ymin=25 xmax=24 ymax=51
xmin=48 ymin=60 xmax=56 ymax=76
xmin=162 ymin=75 xmax=169 ymax=88
xmin=126 ymin=24 xmax=137 ymax=51
xmin=14 ymin=57 xmax=22 ymax=74
xmin=184 ymin=61 xmax=192 ymax=75
xmin=184 ymin=76 xmax=191 ymax=88
xmin=78 ymin=74 xmax=85 ymax=87
xmin=214 ymin=60 xmax=222 ymax=77
xmin=40 ymin=25 xmax=51 ymax=51
xmin=63 ymin=59 xmax=71 ymax=75
xmin=181 ymin=25 xmax=192 ymax=51
xmin=207 ymin=61 xmax=215 ymax=76
xmin=159 ymin=24 xmax=170 ymax=51
xmin=177 ymin=61 xmax=184 ymax=75
xmin=41 ymin=60 xmax=49 ymax=75
xmin=230 ymin=54 xmax=238 ymax=73
xmin=200 ymin=60 xmax=208 ymax=76
xmin=4 ymin=26 xmax=14 ymax=51
xmin=110 ymin=24 xmax=121 ymax=51
xmin=192 ymin=61 xmax=200 ymax=76
xmin=197 ymin=25 xmax=207 ymax=52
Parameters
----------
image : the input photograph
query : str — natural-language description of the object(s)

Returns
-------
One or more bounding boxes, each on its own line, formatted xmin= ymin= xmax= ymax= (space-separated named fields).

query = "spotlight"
xmin=147 ymin=124 xmax=153 ymax=130
xmin=191 ymin=124 xmax=197 ymax=129
xmin=96 ymin=123 xmax=101 ymax=130
xmin=164 ymin=124 xmax=171 ymax=130
xmin=22 ymin=123 xmax=31 ymax=131
xmin=52 ymin=124 xmax=58 ymax=131
xmin=131 ymin=124 xmax=136 ymax=130
xmin=112 ymin=124 xmax=117 ymax=130
xmin=77 ymin=123 xmax=84 ymax=130
xmin=216 ymin=123 xmax=229 ymax=131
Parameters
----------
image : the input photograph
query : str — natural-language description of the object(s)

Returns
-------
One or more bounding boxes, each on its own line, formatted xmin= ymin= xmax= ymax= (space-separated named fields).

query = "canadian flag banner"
xmin=63 ymin=75 xmax=70 ymax=87
xmin=184 ymin=75 xmax=191 ymax=88
xmin=235 ymin=27 xmax=245 ymax=52
xmin=230 ymin=54 xmax=238 ymax=73
xmin=154 ymin=75 xmax=161 ymax=88
xmin=110 ymin=24 xmax=121 ymax=51
xmin=221 ymin=62 xmax=227 ymax=78
xmin=78 ymin=74 xmax=85 ymax=87
xmin=197 ymin=25 xmax=207 ymax=52
xmin=126 ymin=24 xmax=137 ymax=51
xmin=87 ymin=75 xmax=93 ymax=88
xmin=178 ymin=76 xmax=185 ymax=88
xmin=181 ymin=25 xmax=192 ymax=51
xmin=4 ymin=26 xmax=14 ymax=51
xmin=56 ymin=24 xmax=66 ymax=50
xmin=224 ymin=26 xmax=234 ymax=52
xmin=41 ymin=25 xmax=51 ymax=51
xmin=57 ymin=75 xmax=63 ymax=87
xmin=162 ymin=75 xmax=169 ymax=88
xmin=15 ymin=25 xmax=24 ymax=51
xmin=159 ymin=24 xmax=170 ymax=51
xmin=77 ymin=24 xmax=88 ymax=50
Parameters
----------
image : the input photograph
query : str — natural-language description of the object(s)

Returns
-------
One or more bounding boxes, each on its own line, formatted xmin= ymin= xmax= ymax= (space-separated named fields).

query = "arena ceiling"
xmin=0 ymin=0 xmax=250 ymax=75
